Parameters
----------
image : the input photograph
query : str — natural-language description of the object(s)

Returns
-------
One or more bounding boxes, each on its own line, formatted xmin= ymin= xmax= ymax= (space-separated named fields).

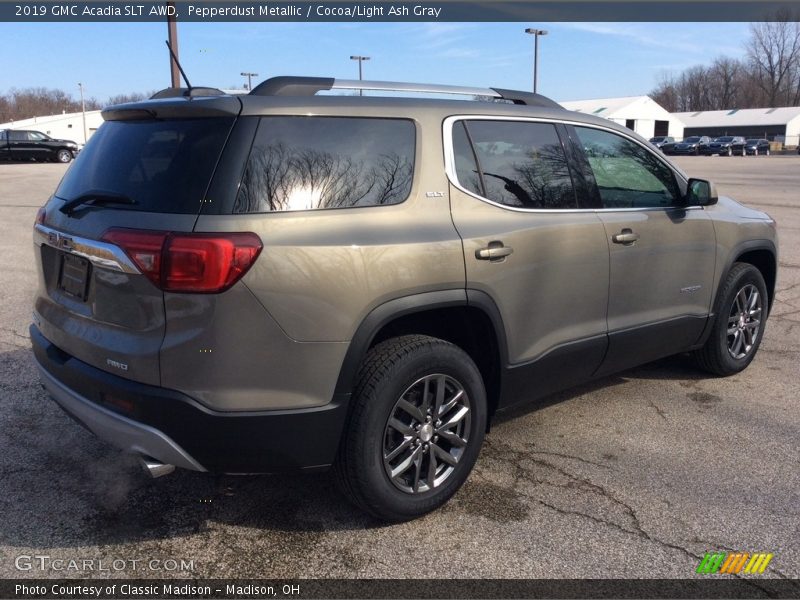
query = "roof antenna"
xmin=165 ymin=40 xmax=192 ymax=89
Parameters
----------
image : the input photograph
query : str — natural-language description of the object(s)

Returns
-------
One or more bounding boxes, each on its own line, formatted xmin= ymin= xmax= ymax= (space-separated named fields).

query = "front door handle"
xmin=612 ymin=229 xmax=640 ymax=245
xmin=476 ymin=241 xmax=513 ymax=262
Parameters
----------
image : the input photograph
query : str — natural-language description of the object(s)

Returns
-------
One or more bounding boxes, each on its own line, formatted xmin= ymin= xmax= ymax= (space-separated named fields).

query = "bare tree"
xmin=106 ymin=91 xmax=155 ymax=106
xmin=747 ymin=11 xmax=800 ymax=106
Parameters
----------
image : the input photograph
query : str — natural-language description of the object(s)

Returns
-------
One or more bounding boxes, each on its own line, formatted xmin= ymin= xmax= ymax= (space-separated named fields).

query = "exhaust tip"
xmin=139 ymin=456 xmax=175 ymax=478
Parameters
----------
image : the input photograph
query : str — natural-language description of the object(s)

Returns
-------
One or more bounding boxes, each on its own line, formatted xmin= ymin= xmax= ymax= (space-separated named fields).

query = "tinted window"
xmin=8 ymin=131 xmax=27 ymax=141
xmin=56 ymin=118 xmax=234 ymax=214
xmin=574 ymin=126 xmax=680 ymax=209
xmin=454 ymin=120 xmax=576 ymax=210
xmin=234 ymin=117 xmax=414 ymax=213
xmin=452 ymin=122 xmax=483 ymax=197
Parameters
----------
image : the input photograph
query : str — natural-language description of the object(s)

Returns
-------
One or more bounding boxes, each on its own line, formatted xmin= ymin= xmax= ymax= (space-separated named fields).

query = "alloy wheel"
xmin=383 ymin=374 xmax=471 ymax=494
xmin=727 ymin=284 xmax=762 ymax=360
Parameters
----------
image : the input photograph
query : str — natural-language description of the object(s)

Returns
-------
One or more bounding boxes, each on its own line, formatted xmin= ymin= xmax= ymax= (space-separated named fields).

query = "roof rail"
xmin=150 ymin=87 xmax=226 ymax=99
xmin=248 ymin=76 xmax=561 ymax=108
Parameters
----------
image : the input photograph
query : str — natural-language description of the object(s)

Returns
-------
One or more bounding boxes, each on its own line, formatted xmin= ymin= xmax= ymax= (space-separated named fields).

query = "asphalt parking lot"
xmin=0 ymin=156 xmax=798 ymax=582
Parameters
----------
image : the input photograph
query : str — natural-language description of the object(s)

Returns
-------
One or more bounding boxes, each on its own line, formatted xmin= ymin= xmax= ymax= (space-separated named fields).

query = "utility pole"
xmin=350 ymin=55 xmax=370 ymax=96
xmin=78 ymin=82 xmax=87 ymax=144
xmin=167 ymin=1 xmax=180 ymax=87
xmin=524 ymin=28 xmax=548 ymax=94
xmin=241 ymin=72 xmax=258 ymax=91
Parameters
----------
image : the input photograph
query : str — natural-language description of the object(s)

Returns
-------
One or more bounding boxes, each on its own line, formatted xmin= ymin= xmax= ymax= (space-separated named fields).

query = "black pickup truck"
xmin=0 ymin=129 xmax=80 ymax=163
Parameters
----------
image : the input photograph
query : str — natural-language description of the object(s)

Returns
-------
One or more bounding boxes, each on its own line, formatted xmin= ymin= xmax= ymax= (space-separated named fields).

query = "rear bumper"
xmin=37 ymin=363 xmax=205 ymax=471
xmin=31 ymin=325 xmax=350 ymax=473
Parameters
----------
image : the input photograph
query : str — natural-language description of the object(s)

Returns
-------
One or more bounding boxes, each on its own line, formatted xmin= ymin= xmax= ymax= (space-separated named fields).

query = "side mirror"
xmin=686 ymin=178 xmax=718 ymax=207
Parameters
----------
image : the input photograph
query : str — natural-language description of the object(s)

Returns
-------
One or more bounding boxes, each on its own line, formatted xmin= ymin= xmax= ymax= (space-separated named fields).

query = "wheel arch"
xmin=731 ymin=242 xmax=777 ymax=313
xmin=334 ymin=289 xmax=508 ymax=419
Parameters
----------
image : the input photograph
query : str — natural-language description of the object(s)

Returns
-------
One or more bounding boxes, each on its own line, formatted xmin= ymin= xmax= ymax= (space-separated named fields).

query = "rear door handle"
xmin=476 ymin=242 xmax=513 ymax=262
xmin=612 ymin=229 xmax=640 ymax=245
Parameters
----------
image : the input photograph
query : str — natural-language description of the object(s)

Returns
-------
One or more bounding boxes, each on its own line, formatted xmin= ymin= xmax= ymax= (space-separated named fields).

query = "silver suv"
xmin=31 ymin=77 xmax=778 ymax=521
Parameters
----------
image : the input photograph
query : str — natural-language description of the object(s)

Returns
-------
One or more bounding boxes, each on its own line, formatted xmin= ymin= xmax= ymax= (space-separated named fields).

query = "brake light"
xmin=101 ymin=228 xmax=262 ymax=293
xmin=35 ymin=207 xmax=46 ymax=225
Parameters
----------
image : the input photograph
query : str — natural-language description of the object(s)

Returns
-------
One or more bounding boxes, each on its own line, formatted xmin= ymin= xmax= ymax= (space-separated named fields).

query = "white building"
xmin=560 ymin=96 xmax=685 ymax=140
xmin=674 ymin=107 xmax=800 ymax=147
xmin=0 ymin=110 xmax=104 ymax=144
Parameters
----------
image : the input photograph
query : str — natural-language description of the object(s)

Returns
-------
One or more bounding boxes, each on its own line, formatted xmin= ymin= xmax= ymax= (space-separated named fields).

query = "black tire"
xmin=726 ymin=147 xmax=733 ymax=157
xmin=694 ymin=263 xmax=768 ymax=376
xmin=335 ymin=334 xmax=487 ymax=522
xmin=56 ymin=149 xmax=73 ymax=163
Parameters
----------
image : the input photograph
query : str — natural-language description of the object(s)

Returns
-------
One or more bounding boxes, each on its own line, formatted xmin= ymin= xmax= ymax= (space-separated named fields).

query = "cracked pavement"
xmin=0 ymin=157 xmax=797 ymax=582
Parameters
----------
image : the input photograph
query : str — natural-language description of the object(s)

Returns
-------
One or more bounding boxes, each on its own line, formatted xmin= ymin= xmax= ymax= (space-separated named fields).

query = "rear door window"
xmin=451 ymin=120 xmax=577 ymax=210
xmin=55 ymin=118 xmax=234 ymax=214
xmin=234 ymin=117 xmax=415 ymax=213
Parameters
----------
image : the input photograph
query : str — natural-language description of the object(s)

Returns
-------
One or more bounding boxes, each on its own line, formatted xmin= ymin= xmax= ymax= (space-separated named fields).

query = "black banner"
xmin=2 ymin=1 xmax=800 ymax=22
xmin=3 ymin=579 xmax=800 ymax=599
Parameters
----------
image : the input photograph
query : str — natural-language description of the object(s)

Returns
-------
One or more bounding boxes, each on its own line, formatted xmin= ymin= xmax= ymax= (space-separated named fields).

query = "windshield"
xmin=716 ymin=137 xmax=734 ymax=142
xmin=56 ymin=118 xmax=234 ymax=214
xmin=746 ymin=139 xmax=760 ymax=143
xmin=684 ymin=137 xmax=701 ymax=143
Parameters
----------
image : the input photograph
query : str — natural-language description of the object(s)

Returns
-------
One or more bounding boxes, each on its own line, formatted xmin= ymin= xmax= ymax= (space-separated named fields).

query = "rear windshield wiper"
xmin=59 ymin=191 xmax=137 ymax=215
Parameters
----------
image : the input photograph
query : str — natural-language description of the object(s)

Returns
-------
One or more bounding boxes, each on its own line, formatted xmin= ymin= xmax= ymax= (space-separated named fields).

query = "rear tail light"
xmin=35 ymin=207 xmax=46 ymax=225
xmin=101 ymin=228 xmax=262 ymax=293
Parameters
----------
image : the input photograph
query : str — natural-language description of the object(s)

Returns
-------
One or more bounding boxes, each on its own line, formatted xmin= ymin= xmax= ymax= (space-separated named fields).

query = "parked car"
xmin=31 ymin=77 xmax=778 ymax=521
xmin=702 ymin=136 xmax=747 ymax=156
xmin=649 ymin=136 xmax=675 ymax=152
xmin=744 ymin=139 xmax=771 ymax=156
xmin=0 ymin=129 xmax=79 ymax=162
xmin=670 ymin=136 xmax=711 ymax=155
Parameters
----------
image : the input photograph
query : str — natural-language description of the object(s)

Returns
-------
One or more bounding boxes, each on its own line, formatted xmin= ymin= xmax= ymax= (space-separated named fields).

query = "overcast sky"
xmin=1 ymin=21 xmax=752 ymax=103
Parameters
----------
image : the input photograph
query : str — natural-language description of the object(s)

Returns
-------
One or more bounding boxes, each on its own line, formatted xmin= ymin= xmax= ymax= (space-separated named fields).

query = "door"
xmin=569 ymin=125 xmax=716 ymax=375
xmin=446 ymin=118 xmax=610 ymax=406
xmin=7 ymin=130 xmax=30 ymax=160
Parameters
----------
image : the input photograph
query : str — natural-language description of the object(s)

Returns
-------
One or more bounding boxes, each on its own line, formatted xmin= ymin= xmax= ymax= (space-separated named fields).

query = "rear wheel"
xmin=694 ymin=263 xmax=768 ymax=376
xmin=335 ymin=335 xmax=487 ymax=521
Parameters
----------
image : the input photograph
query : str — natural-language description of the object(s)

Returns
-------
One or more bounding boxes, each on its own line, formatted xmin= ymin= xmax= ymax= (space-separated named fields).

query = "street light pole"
xmin=78 ymin=82 xmax=87 ymax=144
xmin=524 ymin=28 xmax=548 ymax=94
xmin=167 ymin=1 xmax=180 ymax=88
xmin=349 ymin=55 xmax=370 ymax=96
xmin=241 ymin=72 xmax=259 ymax=91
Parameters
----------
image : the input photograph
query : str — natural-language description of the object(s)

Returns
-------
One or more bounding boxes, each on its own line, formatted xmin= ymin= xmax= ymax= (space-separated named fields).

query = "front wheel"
xmin=694 ymin=263 xmax=768 ymax=376
xmin=726 ymin=147 xmax=733 ymax=157
xmin=335 ymin=335 xmax=487 ymax=521
xmin=55 ymin=149 xmax=73 ymax=163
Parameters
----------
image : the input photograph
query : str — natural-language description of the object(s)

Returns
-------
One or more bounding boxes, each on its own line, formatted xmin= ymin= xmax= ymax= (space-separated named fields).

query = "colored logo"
xmin=697 ymin=552 xmax=773 ymax=575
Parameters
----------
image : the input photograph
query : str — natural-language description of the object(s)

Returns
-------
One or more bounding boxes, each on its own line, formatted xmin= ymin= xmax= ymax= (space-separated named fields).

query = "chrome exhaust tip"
xmin=139 ymin=456 xmax=175 ymax=478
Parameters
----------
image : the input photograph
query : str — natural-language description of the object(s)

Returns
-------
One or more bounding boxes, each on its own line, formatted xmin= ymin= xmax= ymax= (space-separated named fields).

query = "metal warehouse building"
xmin=560 ymin=96 xmax=684 ymax=140
xmin=674 ymin=107 xmax=800 ymax=147
xmin=0 ymin=110 xmax=104 ymax=144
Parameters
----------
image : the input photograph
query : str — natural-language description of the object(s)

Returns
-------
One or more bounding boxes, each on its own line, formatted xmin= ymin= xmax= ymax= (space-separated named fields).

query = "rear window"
xmin=234 ymin=117 xmax=415 ymax=213
xmin=56 ymin=118 xmax=234 ymax=214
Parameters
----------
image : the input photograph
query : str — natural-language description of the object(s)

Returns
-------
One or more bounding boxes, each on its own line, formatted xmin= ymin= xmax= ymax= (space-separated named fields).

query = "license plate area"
xmin=58 ymin=252 xmax=91 ymax=300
